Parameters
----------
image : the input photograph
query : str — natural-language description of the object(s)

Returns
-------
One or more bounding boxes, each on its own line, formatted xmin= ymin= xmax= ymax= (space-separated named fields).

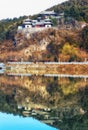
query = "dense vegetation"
xmin=0 ymin=0 xmax=88 ymax=62
xmin=81 ymin=25 xmax=88 ymax=51
xmin=0 ymin=0 xmax=88 ymax=41
xmin=0 ymin=16 xmax=26 ymax=42
xmin=0 ymin=0 xmax=88 ymax=42
xmin=49 ymin=0 xmax=88 ymax=22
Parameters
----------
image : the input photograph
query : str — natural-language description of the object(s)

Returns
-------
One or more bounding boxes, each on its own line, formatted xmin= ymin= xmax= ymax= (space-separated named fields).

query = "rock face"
xmin=0 ymin=27 xmax=88 ymax=62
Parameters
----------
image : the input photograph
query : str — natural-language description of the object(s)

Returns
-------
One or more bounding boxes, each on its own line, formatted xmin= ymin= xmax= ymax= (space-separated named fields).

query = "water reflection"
xmin=0 ymin=74 xmax=88 ymax=130
xmin=0 ymin=112 xmax=57 ymax=130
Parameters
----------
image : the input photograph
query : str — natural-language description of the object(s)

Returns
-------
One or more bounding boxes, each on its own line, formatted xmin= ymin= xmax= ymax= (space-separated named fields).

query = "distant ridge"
xmin=47 ymin=0 xmax=88 ymax=22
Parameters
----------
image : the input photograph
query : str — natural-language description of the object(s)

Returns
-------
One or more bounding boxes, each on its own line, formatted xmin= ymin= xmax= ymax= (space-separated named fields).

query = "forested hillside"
xmin=0 ymin=0 xmax=88 ymax=42
xmin=0 ymin=16 xmax=27 ymax=42
xmin=49 ymin=0 xmax=88 ymax=22
xmin=0 ymin=0 xmax=88 ymax=62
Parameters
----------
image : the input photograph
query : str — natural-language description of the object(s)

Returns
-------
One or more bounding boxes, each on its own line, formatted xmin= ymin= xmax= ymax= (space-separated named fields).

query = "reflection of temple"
xmin=0 ymin=75 xmax=88 ymax=129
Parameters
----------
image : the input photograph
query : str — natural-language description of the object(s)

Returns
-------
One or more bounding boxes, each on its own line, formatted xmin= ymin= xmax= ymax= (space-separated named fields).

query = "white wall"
xmin=45 ymin=25 xmax=52 ymax=28
xmin=25 ymin=25 xmax=32 ymax=28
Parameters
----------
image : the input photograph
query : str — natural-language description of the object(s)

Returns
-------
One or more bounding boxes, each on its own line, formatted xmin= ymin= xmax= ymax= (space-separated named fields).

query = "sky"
xmin=0 ymin=0 xmax=67 ymax=20
xmin=0 ymin=112 xmax=57 ymax=130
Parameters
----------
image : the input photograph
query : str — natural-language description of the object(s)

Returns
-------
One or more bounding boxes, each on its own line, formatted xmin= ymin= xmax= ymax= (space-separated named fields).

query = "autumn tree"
xmin=81 ymin=26 xmax=88 ymax=51
xmin=62 ymin=42 xmax=78 ymax=61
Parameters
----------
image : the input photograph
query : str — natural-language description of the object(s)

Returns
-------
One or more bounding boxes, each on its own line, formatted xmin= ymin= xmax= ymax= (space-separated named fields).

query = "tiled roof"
xmin=39 ymin=10 xmax=56 ymax=15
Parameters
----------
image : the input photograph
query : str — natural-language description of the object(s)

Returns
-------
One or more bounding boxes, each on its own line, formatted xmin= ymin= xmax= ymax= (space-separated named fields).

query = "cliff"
xmin=0 ymin=27 xmax=88 ymax=62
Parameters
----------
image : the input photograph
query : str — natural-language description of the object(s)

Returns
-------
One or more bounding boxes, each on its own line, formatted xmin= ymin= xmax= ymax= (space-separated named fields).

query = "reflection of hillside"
xmin=0 ymin=76 xmax=88 ymax=106
xmin=58 ymin=77 xmax=88 ymax=95
xmin=0 ymin=75 xmax=49 ymax=98
xmin=0 ymin=75 xmax=88 ymax=129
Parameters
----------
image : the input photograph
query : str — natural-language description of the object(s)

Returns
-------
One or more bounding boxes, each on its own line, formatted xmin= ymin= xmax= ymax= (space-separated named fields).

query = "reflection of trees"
xmin=0 ymin=75 xmax=88 ymax=130
xmin=78 ymin=87 xmax=88 ymax=111
xmin=56 ymin=112 xmax=88 ymax=130
xmin=46 ymin=80 xmax=59 ymax=95
xmin=0 ymin=76 xmax=88 ymax=108
xmin=0 ymin=90 xmax=19 ymax=115
xmin=53 ymin=87 xmax=88 ymax=130
xmin=59 ymin=78 xmax=88 ymax=95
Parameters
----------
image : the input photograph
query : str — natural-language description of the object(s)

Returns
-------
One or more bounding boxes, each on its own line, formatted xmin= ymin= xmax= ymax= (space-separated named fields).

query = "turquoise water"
xmin=0 ymin=112 xmax=57 ymax=130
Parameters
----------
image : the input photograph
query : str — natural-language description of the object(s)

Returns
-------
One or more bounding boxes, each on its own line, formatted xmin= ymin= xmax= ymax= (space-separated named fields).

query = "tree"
xmin=64 ymin=5 xmax=83 ymax=21
xmin=62 ymin=42 xmax=78 ymax=61
xmin=51 ymin=18 xmax=58 ymax=26
xmin=47 ymin=42 xmax=61 ymax=62
xmin=81 ymin=26 xmax=88 ymax=51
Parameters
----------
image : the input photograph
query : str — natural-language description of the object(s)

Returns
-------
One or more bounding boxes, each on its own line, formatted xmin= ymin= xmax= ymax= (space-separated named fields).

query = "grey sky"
xmin=0 ymin=0 xmax=67 ymax=19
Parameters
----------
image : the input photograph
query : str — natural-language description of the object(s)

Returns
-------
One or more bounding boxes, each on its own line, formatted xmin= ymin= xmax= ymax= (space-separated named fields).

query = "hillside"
xmin=0 ymin=27 xmax=88 ymax=62
xmin=0 ymin=0 xmax=88 ymax=42
xmin=48 ymin=0 xmax=88 ymax=22
xmin=0 ymin=0 xmax=88 ymax=62
xmin=0 ymin=16 xmax=27 ymax=41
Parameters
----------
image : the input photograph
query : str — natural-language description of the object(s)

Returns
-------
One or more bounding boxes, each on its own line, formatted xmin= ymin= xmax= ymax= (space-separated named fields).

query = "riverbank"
xmin=5 ymin=62 xmax=88 ymax=75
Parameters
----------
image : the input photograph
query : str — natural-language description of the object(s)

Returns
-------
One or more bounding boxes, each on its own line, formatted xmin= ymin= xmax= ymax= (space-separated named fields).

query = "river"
xmin=0 ymin=64 xmax=88 ymax=130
